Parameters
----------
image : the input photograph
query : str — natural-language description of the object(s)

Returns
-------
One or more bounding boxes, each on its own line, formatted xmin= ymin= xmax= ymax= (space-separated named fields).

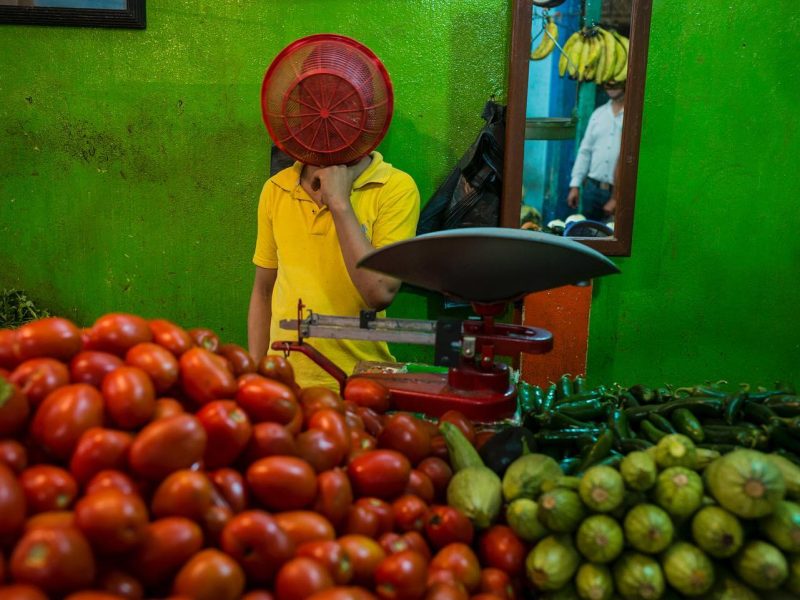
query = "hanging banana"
xmin=610 ymin=30 xmax=629 ymax=82
xmin=558 ymin=30 xmax=583 ymax=77
xmin=531 ymin=18 xmax=559 ymax=61
xmin=557 ymin=26 xmax=630 ymax=84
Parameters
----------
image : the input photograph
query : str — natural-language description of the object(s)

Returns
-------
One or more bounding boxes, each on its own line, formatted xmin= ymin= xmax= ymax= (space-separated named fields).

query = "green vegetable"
xmin=767 ymin=453 xmax=800 ymax=500
xmin=654 ymin=433 xmax=697 ymax=469
xmin=786 ymin=554 xmax=800 ymax=595
xmin=540 ymin=583 xmax=581 ymax=600
xmin=623 ymin=504 xmax=673 ymax=554
xmin=578 ymin=465 xmax=624 ymax=512
xmin=610 ymin=407 xmax=632 ymax=439
xmin=732 ymin=540 xmax=788 ymax=590
xmin=440 ymin=421 xmax=483 ymax=472
xmin=537 ymin=488 xmax=586 ymax=533
xmin=575 ymin=515 xmax=624 ymax=564
xmin=506 ymin=498 xmax=548 ymax=543
xmin=705 ymin=449 xmax=786 ymax=518
xmin=690 ymin=506 xmax=743 ymax=558
xmin=558 ymin=399 xmax=611 ymax=420
xmin=662 ymin=542 xmax=714 ymax=596
xmin=671 ymin=408 xmax=705 ymax=442
xmin=541 ymin=476 xmax=582 ymax=493
xmin=578 ymin=429 xmax=615 ymax=473
xmin=526 ymin=534 xmax=581 ymax=591
xmin=639 ymin=420 xmax=667 ymax=443
xmin=478 ymin=426 xmax=536 ymax=476
xmin=612 ymin=552 xmax=665 ymax=600
xmin=694 ymin=447 xmax=721 ymax=469
xmin=654 ymin=466 xmax=704 ymax=519
xmin=647 ymin=413 xmax=677 ymax=434
xmin=576 ymin=563 xmax=614 ymax=600
xmin=760 ymin=500 xmax=800 ymax=553
xmin=700 ymin=572 xmax=759 ymax=600
xmin=502 ymin=453 xmax=563 ymax=502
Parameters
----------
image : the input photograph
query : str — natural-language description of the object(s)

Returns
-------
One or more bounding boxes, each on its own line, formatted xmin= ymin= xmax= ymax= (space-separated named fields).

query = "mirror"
xmin=501 ymin=0 xmax=652 ymax=256
xmin=0 ymin=0 xmax=145 ymax=29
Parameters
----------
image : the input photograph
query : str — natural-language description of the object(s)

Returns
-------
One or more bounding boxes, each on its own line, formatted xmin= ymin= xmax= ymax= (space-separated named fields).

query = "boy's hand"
xmin=314 ymin=165 xmax=358 ymax=213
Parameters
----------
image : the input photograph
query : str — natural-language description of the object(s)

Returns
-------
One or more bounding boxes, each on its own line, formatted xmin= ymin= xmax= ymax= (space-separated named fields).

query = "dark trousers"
xmin=582 ymin=178 xmax=612 ymax=222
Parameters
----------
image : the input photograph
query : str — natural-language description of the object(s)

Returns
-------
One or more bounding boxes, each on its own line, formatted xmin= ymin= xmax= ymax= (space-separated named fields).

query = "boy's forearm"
xmin=247 ymin=287 xmax=272 ymax=361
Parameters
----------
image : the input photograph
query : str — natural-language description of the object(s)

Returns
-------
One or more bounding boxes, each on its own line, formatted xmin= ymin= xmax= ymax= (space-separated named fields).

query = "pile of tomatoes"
xmin=0 ymin=314 xmax=527 ymax=600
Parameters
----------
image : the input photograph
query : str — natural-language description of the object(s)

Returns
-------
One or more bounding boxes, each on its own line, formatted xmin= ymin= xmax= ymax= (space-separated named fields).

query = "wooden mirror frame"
xmin=501 ymin=0 xmax=652 ymax=256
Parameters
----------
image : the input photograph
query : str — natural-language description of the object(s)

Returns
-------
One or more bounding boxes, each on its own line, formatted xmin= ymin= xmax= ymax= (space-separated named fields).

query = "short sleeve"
xmin=371 ymin=171 xmax=421 ymax=249
xmin=252 ymin=181 xmax=279 ymax=268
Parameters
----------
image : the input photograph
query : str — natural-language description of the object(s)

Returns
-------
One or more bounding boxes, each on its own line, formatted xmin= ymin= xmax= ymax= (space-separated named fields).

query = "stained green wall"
xmin=0 ymin=0 xmax=509 ymax=350
xmin=588 ymin=2 xmax=800 ymax=386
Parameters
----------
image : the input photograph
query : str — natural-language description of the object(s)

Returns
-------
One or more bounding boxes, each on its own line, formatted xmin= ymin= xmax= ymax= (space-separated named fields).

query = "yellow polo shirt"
xmin=253 ymin=152 xmax=420 ymax=390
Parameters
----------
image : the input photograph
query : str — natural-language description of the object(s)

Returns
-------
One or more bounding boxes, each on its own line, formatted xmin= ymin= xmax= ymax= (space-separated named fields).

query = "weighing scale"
xmin=272 ymin=228 xmax=619 ymax=421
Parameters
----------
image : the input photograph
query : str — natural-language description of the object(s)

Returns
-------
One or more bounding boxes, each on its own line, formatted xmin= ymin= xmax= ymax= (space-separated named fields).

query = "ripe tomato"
xmin=245 ymin=422 xmax=297 ymax=462
xmin=347 ymin=450 xmax=411 ymax=500
xmin=429 ymin=435 xmax=449 ymax=460
xmin=425 ymin=505 xmax=475 ymax=549
xmin=202 ymin=502 xmax=233 ymax=546
xmin=187 ymin=328 xmax=220 ymax=353
xmin=19 ymin=465 xmax=78 ymax=512
xmin=151 ymin=470 xmax=215 ymax=522
xmin=398 ymin=531 xmax=431 ymax=561
xmin=0 ymin=584 xmax=49 ymax=600
xmin=25 ymin=510 xmax=75 ymax=532
xmin=405 ymin=469 xmax=435 ymax=504
xmin=343 ymin=378 xmax=391 ymax=413
xmin=69 ymin=427 xmax=133 ymax=485
xmin=309 ymin=409 xmax=351 ymax=451
xmin=16 ymin=317 xmax=82 ymax=362
xmin=148 ymin=319 xmax=194 ymax=357
xmin=392 ymin=495 xmax=429 ymax=532
xmin=236 ymin=374 xmax=299 ymax=425
xmin=246 ymin=456 xmax=317 ymax=511
xmin=97 ymin=568 xmax=145 ymax=600
xmin=178 ymin=347 xmax=237 ymax=406
xmin=275 ymin=556 xmax=334 ymax=600
xmin=152 ymin=397 xmax=184 ymax=420
xmin=474 ymin=430 xmax=495 ymax=450
xmin=125 ymin=342 xmax=179 ymax=394
xmin=10 ymin=526 xmax=95 ymax=595
xmin=430 ymin=543 xmax=481 ymax=592
xmin=296 ymin=429 xmax=347 ymax=473
xmin=257 ymin=354 xmax=296 ymax=388
xmin=31 ymin=383 xmax=104 ymax=460
xmin=0 ymin=376 xmax=29 ymax=437
xmin=172 ymin=548 xmax=245 ymax=600
xmin=209 ymin=468 xmax=248 ymax=513
xmin=86 ymin=313 xmax=153 ymax=356
xmin=374 ymin=550 xmax=427 ymax=600
xmin=438 ymin=410 xmax=476 ymax=444
xmin=274 ymin=510 xmax=335 ymax=546
xmin=478 ymin=526 xmax=526 ymax=576
xmin=344 ymin=503 xmax=379 ymax=537
xmin=0 ymin=462 xmax=25 ymax=537
xmin=355 ymin=497 xmax=394 ymax=536
xmin=126 ymin=517 xmax=203 ymax=588
xmin=220 ymin=510 xmax=295 ymax=584
xmin=0 ymin=439 xmax=27 ymax=473
xmin=242 ymin=592 xmax=276 ymax=600
xmin=348 ymin=431 xmax=378 ymax=462
xmin=307 ymin=588 xmax=379 ymax=600
xmin=337 ymin=534 xmax=386 ymax=587
xmin=299 ymin=386 xmax=344 ymax=422
xmin=84 ymin=470 xmax=137 ymax=496
xmin=74 ymin=489 xmax=148 ymax=553
xmin=313 ymin=468 xmax=353 ymax=529
xmin=424 ymin=582 xmax=469 ymax=600
xmin=479 ymin=567 xmax=514 ymax=599
xmin=69 ymin=351 xmax=124 ymax=388
xmin=378 ymin=413 xmax=432 ymax=465
xmin=196 ymin=400 xmax=252 ymax=469
xmin=296 ymin=539 xmax=353 ymax=585
xmin=0 ymin=329 xmax=18 ymax=370
xmin=218 ymin=343 xmax=256 ymax=376
xmin=128 ymin=414 xmax=206 ymax=480
xmin=101 ymin=366 xmax=156 ymax=430
xmin=416 ymin=457 xmax=453 ymax=502
xmin=355 ymin=406 xmax=384 ymax=437
xmin=10 ymin=358 xmax=70 ymax=407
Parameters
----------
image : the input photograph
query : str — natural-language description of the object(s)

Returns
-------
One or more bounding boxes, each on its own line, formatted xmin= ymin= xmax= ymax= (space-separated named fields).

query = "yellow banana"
xmin=597 ymin=28 xmax=617 ymax=83
xmin=531 ymin=19 xmax=559 ymax=61
xmin=576 ymin=31 xmax=592 ymax=80
xmin=611 ymin=31 xmax=629 ymax=82
xmin=584 ymin=38 xmax=599 ymax=81
xmin=559 ymin=31 xmax=582 ymax=77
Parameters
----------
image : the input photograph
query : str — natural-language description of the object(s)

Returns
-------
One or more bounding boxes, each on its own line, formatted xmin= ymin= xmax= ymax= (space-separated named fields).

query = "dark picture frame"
xmin=0 ymin=0 xmax=145 ymax=29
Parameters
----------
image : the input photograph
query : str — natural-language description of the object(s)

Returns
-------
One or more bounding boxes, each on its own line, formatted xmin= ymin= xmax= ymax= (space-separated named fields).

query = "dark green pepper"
xmin=628 ymin=384 xmax=655 ymax=403
xmin=573 ymin=375 xmax=587 ymax=395
xmin=609 ymin=407 xmax=632 ymax=439
xmin=534 ymin=428 xmax=603 ymax=445
xmin=670 ymin=408 xmax=705 ymax=443
xmin=724 ymin=392 xmax=746 ymax=425
xmin=557 ymin=398 xmax=611 ymax=420
xmin=624 ymin=397 xmax=725 ymax=421
xmin=640 ymin=420 xmax=668 ymax=443
xmin=647 ymin=413 xmax=677 ymax=434
xmin=764 ymin=396 xmax=800 ymax=416
xmin=770 ymin=426 xmax=800 ymax=454
xmin=517 ymin=382 xmax=536 ymax=414
xmin=541 ymin=383 xmax=558 ymax=412
xmin=615 ymin=437 xmax=654 ymax=452
xmin=477 ymin=426 xmax=537 ymax=476
xmin=577 ymin=428 xmax=615 ymax=473
xmin=560 ymin=457 xmax=582 ymax=475
xmin=742 ymin=400 xmax=778 ymax=425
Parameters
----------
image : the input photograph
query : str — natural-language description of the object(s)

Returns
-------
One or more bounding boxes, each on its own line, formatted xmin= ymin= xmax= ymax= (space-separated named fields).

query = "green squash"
xmin=526 ymin=534 xmax=581 ymax=591
xmin=576 ymin=563 xmax=615 ymax=600
xmin=576 ymin=514 xmax=624 ymax=564
xmin=654 ymin=434 xmax=697 ymax=469
xmin=502 ymin=453 xmax=563 ymax=502
xmin=654 ymin=466 xmax=704 ymax=519
xmin=612 ymin=552 xmax=665 ymax=600
xmin=760 ymin=500 xmax=800 ymax=553
xmin=661 ymin=542 xmax=714 ymax=596
xmin=767 ymin=453 xmax=800 ymax=500
xmin=732 ymin=540 xmax=788 ymax=591
xmin=700 ymin=572 xmax=759 ymax=600
xmin=506 ymin=497 xmax=549 ymax=543
xmin=538 ymin=487 xmax=587 ymax=533
xmin=579 ymin=465 xmax=625 ymax=513
xmin=706 ymin=449 xmax=786 ymax=519
xmin=785 ymin=554 xmax=800 ymax=595
xmin=446 ymin=466 xmax=502 ymax=529
xmin=623 ymin=504 xmax=674 ymax=554
xmin=690 ymin=505 xmax=743 ymax=558
xmin=620 ymin=451 xmax=657 ymax=492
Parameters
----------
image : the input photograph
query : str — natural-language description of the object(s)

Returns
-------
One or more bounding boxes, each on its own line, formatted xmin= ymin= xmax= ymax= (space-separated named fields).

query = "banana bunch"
xmin=530 ymin=18 xmax=559 ymax=61
xmin=558 ymin=27 xmax=629 ymax=84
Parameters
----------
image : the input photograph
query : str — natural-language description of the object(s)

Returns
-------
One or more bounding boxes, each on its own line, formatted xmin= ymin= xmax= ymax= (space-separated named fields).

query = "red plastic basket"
xmin=261 ymin=34 xmax=394 ymax=167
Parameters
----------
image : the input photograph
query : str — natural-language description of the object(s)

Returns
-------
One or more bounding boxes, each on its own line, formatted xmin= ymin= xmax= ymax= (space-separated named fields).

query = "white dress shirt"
xmin=569 ymin=101 xmax=624 ymax=188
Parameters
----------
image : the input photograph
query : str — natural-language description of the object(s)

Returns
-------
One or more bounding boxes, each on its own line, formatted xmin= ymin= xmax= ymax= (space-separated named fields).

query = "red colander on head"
xmin=261 ymin=34 xmax=394 ymax=167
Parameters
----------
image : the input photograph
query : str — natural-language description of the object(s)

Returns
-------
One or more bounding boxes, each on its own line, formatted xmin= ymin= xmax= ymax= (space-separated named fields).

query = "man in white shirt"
xmin=567 ymin=82 xmax=625 ymax=222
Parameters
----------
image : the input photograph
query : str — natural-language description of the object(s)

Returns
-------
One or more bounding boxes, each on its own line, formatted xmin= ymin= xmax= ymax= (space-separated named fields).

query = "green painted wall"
xmin=588 ymin=2 xmax=800 ymax=386
xmin=0 ymin=0 xmax=509 ymax=355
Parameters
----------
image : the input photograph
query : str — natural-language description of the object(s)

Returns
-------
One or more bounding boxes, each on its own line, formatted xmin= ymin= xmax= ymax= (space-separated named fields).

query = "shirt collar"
xmin=270 ymin=151 xmax=392 ymax=193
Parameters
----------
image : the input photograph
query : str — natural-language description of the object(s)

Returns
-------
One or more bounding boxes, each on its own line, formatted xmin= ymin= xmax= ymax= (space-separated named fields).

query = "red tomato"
xmin=10 ymin=526 xmax=95 ymax=595
xmin=63 ymin=592 xmax=123 ymax=600
xmin=479 ymin=568 xmax=514 ymax=599
xmin=274 ymin=510 xmax=336 ymax=546
xmin=236 ymin=374 xmax=299 ymax=425
xmin=307 ymin=588 xmax=379 ymax=600
xmin=0 ymin=329 xmax=19 ymax=370
xmin=275 ymin=557 xmax=334 ymax=600
xmin=478 ymin=526 xmax=526 ymax=576
xmin=10 ymin=358 xmax=70 ymax=407
xmin=355 ymin=406 xmax=384 ymax=437
xmin=172 ymin=548 xmax=245 ymax=600
xmin=378 ymin=413 xmax=432 ymax=465
xmin=196 ymin=400 xmax=252 ymax=468
xmin=285 ymin=406 xmax=304 ymax=435
xmin=0 ymin=439 xmax=27 ymax=473
xmin=85 ymin=470 xmax=137 ymax=496
xmin=31 ymin=383 xmax=104 ymax=460
xmin=25 ymin=511 xmax=75 ymax=532
xmin=337 ymin=535 xmax=387 ymax=587
xmin=74 ymin=488 xmax=148 ymax=553
xmin=245 ymin=422 xmax=297 ymax=462
xmin=148 ymin=319 xmax=194 ymax=356
xmin=19 ymin=465 xmax=78 ymax=512
xmin=299 ymin=386 xmax=345 ymax=422
xmin=69 ymin=351 xmax=124 ymax=388
xmin=374 ymin=550 xmax=428 ymax=600
xmin=257 ymin=354 xmax=296 ymax=388
xmin=343 ymin=404 xmax=365 ymax=432
xmin=438 ymin=410 xmax=476 ymax=444
xmin=313 ymin=468 xmax=353 ymax=529
xmin=344 ymin=378 xmax=391 ymax=413
xmin=405 ymin=469 xmax=435 ymax=504
xmin=309 ymin=409 xmax=351 ymax=451
xmin=220 ymin=510 xmax=295 ymax=584
xmin=0 ymin=462 xmax=25 ymax=538
xmin=473 ymin=430 xmax=495 ymax=450
xmin=0 ymin=584 xmax=49 ymax=600
xmin=347 ymin=450 xmax=411 ymax=500
xmin=425 ymin=505 xmax=475 ymax=549
xmin=126 ymin=517 xmax=204 ymax=588
xmin=429 ymin=436 xmax=449 ymax=460
xmin=344 ymin=503 xmax=380 ymax=537
xmin=0 ymin=376 xmax=29 ymax=437
xmin=430 ymin=543 xmax=481 ymax=592
xmin=349 ymin=431 xmax=378 ymax=462
xmin=355 ymin=497 xmax=394 ymax=536
xmin=16 ymin=317 xmax=82 ymax=362
xmin=392 ymin=495 xmax=429 ymax=532
xmin=296 ymin=539 xmax=353 ymax=585
xmin=246 ymin=456 xmax=317 ymax=511
xmin=125 ymin=342 xmax=179 ymax=394
xmin=209 ymin=468 xmax=248 ymax=513
xmin=202 ymin=502 xmax=233 ymax=546
xmin=152 ymin=397 xmax=184 ymax=420
xmin=218 ymin=343 xmax=256 ymax=377
xmin=86 ymin=313 xmax=153 ymax=356
xmin=242 ymin=592 xmax=276 ymax=600
xmin=424 ymin=582 xmax=469 ymax=600
xmin=296 ymin=429 xmax=347 ymax=473
xmin=151 ymin=470 xmax=215 ymax=522
xmin=69 ymin=427 xmax=133 ymax=485
xmin=101 ymin=366 xmax=156 ymax=429
xmin=97 ymin=568 xmax=145 ymax=600
xmin=399 ymin=531 xmax=432 ymax=561
xmin=128 ymin=414 xmax=206 ymax=480
xmin=416 ymin=457 xmax=453 ymax=502
xmin=187 ymin=328 xmax=220 ymax=353
xmin=179 ymin=347 xmax=237 ymax=406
